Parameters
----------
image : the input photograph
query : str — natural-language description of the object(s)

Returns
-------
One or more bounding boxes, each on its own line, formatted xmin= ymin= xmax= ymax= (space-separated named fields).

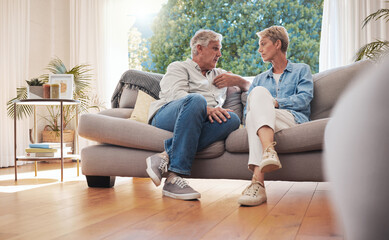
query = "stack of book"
xmin=26 ymin=142 xmax=72 ymax=157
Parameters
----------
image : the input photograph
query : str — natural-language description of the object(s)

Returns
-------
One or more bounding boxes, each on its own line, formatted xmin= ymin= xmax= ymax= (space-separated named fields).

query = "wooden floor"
xmin=0 ymin=162 xmax=344 ymax=240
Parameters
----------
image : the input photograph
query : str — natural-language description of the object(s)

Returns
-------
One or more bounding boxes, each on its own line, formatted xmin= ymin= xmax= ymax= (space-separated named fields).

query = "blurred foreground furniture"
xmin=324 ymin=56 xmax=389 ymax=240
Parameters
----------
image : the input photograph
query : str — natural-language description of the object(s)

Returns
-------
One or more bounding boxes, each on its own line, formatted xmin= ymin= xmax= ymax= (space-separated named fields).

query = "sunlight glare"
xmin=127 ymin=0 xmax=168 ymax=18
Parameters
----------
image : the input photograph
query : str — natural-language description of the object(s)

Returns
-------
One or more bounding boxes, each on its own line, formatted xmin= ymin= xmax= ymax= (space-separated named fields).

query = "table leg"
xmin=76 ymin=104 xmax=79 ymax=177
xmin=14 ymin=102 xmax=17 ymax=181
xmin=34 ymin=105 xmax=37 ymax=177
xmin=60 ymin=102 xmax=64 ymax=182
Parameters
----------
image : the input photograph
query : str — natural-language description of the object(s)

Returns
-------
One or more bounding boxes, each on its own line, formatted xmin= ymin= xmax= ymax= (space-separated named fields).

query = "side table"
xmin=14 ymin=99 xmax=80 ymax=181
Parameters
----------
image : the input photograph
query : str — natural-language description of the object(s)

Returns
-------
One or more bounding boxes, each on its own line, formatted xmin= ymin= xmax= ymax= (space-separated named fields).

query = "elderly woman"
xmin=238 ymin=26 xmax=314 ymax=206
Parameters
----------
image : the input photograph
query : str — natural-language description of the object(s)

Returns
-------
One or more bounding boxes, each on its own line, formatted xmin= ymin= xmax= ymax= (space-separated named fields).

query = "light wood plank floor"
xmin=0 ymin=162 xmax=344 ymax=240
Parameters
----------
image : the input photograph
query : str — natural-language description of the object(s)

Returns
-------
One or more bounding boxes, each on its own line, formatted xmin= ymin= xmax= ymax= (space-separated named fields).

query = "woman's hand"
xmin=274 ymin=99 xmax=279 ymax=108
xmin=207 ymin=107 xmax=233 ymax=123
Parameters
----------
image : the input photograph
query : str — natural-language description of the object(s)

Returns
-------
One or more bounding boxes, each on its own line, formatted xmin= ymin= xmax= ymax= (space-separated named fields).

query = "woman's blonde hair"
xmin=257 ymin=26 xmax=289 ymax=53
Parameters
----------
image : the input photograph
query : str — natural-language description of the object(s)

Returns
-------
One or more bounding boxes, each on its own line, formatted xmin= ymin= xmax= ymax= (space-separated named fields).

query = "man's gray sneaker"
xmin=162 ymin=176 xmax=201 ymax=200
xmin=146 ymin=153 xmax=169 ymax=186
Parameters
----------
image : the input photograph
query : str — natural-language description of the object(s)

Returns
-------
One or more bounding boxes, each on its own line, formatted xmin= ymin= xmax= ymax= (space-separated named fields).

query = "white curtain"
xmin=0 ymin=0 xmax=31 ymax=167
xmin=320 ymin=0 xmax=389 ymax=71
xmin=70 ymin=0 xmax=130 ymax=108
xmin=70 ymin=0 xmax=131 ymax=149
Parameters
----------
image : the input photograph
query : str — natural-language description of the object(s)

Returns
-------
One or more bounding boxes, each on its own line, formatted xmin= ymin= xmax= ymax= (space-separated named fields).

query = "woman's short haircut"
xmin=190 ymin=29 xmax=223 ymax=57
xmin=257 ymin=26 xmax=289 ymax=53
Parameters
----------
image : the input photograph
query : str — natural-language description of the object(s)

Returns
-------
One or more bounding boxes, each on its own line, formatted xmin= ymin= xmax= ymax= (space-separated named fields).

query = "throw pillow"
xmin=119 ymin=87 xmax=138 ymax=108
xmin=223 ymin=86 xmax=243 ymax=121
xmin=129 ymin=90 xmax=156 ymax=124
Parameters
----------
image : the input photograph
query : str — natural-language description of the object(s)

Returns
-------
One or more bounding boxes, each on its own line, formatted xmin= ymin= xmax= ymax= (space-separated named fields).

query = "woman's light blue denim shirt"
xmin=245 ymin=60 xmax=314 ymax=124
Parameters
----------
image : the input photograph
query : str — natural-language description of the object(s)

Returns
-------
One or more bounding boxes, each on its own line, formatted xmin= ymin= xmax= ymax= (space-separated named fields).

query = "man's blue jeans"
xmin=151 ymin=93 xmax=240 ymax=175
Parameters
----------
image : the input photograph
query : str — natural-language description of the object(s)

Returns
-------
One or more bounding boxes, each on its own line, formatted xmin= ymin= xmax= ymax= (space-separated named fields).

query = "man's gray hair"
xmin=190 ymin=29 xmax=223 ymax=58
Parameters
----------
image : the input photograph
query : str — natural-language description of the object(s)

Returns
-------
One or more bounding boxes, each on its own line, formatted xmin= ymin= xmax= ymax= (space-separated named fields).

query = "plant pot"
xmin=42 ymin=130 xmax=74 ymax=143
xmin=28 ymin=86 xmax=44 ymax=99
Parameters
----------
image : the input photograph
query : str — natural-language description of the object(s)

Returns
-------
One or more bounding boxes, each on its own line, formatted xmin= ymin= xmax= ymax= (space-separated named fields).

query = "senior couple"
xmin=146 ymin=26 xmax=314 ymax=206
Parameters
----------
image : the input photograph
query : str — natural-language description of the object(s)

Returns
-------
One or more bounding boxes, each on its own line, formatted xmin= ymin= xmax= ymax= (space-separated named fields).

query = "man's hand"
xmin=213 ymin=72 xmax=250 ymax=91
xmin=207 ymin=107 xmax=233 ymax=123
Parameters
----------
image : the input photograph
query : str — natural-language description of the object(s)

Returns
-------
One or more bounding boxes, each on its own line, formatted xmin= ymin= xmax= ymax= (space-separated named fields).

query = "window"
xmin=127 ymin=0 xmax=323 ymax=75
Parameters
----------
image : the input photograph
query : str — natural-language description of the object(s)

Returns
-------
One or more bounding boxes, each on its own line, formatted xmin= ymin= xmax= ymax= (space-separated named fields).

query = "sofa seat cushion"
xmin=79 ymin=113 xmax=225 ymax=159
xmin=225 ymin=118 xmax=329 ymax=153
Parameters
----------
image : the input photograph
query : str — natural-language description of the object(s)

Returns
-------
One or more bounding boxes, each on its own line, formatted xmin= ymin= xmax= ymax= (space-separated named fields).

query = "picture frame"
xmin=48 ymin=74 xmax=74 ymax=99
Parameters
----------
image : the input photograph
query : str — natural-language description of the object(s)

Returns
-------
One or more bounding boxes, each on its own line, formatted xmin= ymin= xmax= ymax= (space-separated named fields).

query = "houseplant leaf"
xmin=356 ymin=3 xmax=389 ymax=61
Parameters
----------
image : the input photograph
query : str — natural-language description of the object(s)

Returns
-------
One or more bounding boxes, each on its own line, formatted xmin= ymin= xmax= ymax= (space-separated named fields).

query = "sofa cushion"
xmin=129 ymin=90 xmax=156 ymax=123
xmin=225 ymin=118 xmax=329 ymax=153
xmin=274 ymin=118 xmax=329 ymax=153
xmin=311 ymin=60 xmax=371 ymax=120
xmin=112 ymin=70 xmax=163 ymax=108
xmin=118 ymin=87 xmax=138 ymax=108
xmin=195 ymin=141 xmax=225 ymax=159
xmin=79 ymin=113 xmax=225 ymax=159
xmin=222 ymin=86 xmax=243 ymax=121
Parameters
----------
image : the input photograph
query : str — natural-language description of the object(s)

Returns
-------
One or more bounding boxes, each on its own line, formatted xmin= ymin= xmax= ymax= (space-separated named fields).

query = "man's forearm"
xmin=213 ymin=73 xmax=250 ymax=91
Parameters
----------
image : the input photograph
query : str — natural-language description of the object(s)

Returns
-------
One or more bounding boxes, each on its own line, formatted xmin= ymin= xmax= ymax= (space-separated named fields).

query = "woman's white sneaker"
xmin=238 ymin=180 xmax=267 ymax=206
xmin=259 ymin=142 xmax=282 ymax=173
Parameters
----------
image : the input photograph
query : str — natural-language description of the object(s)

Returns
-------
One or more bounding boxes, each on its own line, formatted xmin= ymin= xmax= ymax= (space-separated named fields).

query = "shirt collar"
xmin=187 ymin=58 xmax=215 ymax=76
xmin=187 ymin=58 xmax=202 ymax=72
xmin=268 ymin=60 xmax=292 ymax=78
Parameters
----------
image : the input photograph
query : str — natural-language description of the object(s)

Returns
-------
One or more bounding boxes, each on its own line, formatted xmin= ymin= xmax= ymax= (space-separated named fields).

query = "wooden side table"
xmin=13 ymin=99 xmax=80 ymax=181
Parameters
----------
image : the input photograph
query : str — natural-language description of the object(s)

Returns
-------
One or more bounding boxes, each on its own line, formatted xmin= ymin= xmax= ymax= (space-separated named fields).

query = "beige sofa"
xmin=78 ymin=60 xmax=371 ymax=187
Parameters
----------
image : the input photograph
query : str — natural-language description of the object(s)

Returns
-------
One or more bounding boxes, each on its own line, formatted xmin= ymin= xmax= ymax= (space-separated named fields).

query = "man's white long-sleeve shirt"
xmin=148 ymin=58 xmax=227 ymax=122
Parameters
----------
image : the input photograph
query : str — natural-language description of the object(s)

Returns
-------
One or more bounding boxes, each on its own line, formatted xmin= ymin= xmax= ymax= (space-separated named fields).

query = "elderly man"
xmin=146 ymin=29 xmax=249 ymax=200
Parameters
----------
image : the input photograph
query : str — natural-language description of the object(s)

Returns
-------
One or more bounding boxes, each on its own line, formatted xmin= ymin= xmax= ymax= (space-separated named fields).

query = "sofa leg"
xmin=86 ymin=175 xmax=116 ymax=188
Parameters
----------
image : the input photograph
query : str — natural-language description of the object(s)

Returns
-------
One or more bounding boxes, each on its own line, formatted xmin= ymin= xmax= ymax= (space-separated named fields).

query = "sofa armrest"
xmin=98 ymin=108 xmax=133 ymax=119
xmin=79 ymin=113 xmax=171 ymax=152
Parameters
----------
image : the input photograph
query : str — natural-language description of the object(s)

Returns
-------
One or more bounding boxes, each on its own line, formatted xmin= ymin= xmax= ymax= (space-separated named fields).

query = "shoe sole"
xmin=260 ymin=159 xmax=282 ymax=173
xmin=146 ymin=157 xmax=161 ymax=187
xmin=162 ymin=190 xmax=201 ymax=200
xmin=238 ymin=197 xmax=267 ymax=206
xmin=261 ymin=164 xmax=281 ymax=173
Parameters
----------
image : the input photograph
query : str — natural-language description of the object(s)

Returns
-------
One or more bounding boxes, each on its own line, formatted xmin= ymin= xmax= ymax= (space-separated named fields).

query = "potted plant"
xmin=40 ymin=105 xmax=76 ymax=143
xmin=355 ymin=5 xmax=389 ymax=61
xmin=7 ymin=57 xmax=102 ymax=143
xmin=26 ymin=78 xmax=45 ymax=99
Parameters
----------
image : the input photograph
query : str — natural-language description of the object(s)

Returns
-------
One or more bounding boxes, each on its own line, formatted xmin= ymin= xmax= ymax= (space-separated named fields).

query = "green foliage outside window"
xmin=146 ymin=0 xmax=323 ymax=75
xmin=128 ymin=27 xmax=149 ymax=70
